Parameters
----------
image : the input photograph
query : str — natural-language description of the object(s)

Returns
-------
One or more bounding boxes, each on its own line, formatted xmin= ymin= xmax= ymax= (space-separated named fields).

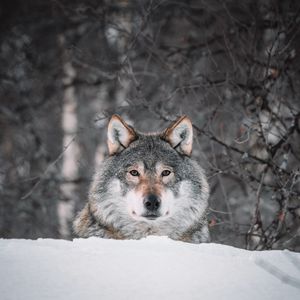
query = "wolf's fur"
xmin=73 ymin=115 xmax=210 ymax=243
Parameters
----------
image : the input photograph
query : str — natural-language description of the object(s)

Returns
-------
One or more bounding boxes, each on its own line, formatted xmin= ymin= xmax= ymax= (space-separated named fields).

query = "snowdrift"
xmin=1 ymin=237 xmax=299 ymax=300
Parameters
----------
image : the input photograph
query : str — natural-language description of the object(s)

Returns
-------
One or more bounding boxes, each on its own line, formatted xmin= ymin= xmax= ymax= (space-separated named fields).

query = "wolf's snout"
xmin=143 ymin=194 xmax=161 ymax=211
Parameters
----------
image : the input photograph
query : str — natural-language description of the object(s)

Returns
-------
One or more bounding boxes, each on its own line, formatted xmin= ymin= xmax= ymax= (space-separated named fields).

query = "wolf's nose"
xmin=143 ymin=194 xmax=161 ymax=211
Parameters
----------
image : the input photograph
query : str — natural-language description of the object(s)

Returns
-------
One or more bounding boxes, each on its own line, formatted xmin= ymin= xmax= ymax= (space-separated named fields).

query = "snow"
xmin=0 ymin=237 xmax=299 ymax=300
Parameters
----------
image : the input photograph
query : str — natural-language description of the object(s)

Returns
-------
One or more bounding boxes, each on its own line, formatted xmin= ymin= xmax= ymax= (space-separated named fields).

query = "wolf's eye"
xmin=129 ymin=170 xmax=140 ymax=176
xmin=161 ymin=170 xmax=171 ymax=177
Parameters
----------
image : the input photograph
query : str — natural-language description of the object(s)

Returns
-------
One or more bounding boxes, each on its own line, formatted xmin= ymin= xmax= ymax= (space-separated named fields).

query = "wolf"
xmin=73 ymin=115 xmax=210 ymax=243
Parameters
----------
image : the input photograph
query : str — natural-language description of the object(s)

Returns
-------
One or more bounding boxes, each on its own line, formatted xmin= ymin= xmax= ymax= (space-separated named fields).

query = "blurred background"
xmin=0 ymin=0 xmax=300 ymax=250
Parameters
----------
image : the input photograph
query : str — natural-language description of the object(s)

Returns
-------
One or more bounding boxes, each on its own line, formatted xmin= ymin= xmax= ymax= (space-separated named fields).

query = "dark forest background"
xmin=1 ymin=0 xmax=300 ymax=251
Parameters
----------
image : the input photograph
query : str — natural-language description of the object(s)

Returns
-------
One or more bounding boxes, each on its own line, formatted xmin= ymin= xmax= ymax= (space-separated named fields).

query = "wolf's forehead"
xmin=117 ymin=134 xmax=181 ymax=169
xmin=127 ymin=160 xmax=170 ymax=171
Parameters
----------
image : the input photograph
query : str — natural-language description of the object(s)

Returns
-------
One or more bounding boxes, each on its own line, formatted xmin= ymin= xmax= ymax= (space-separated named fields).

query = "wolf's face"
xmin=122 ymin=160 xmax=176 ymax=221
xmin=93 ymin=115 xmax=208 ymax=228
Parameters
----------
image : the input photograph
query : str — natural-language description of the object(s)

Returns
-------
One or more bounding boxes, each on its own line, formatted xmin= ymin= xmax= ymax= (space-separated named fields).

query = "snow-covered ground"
xmin=1 ymin=237 xmax=300 ymax=300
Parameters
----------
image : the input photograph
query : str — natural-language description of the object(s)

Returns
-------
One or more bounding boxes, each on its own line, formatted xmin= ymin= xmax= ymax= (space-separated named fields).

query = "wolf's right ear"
xmin=107 ymin=115 xmax=137 ymax=155
xmin=162 ymin=116 xmax=193 ymax=156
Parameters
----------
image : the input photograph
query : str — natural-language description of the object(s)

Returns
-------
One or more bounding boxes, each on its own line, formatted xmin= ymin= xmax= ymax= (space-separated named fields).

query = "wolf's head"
xmin=88 ymin=115 xmax=209 ymax=239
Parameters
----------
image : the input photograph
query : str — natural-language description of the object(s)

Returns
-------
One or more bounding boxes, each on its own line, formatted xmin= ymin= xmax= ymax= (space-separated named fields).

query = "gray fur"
xmin=73 ymin=119 xmax=210 ymax=243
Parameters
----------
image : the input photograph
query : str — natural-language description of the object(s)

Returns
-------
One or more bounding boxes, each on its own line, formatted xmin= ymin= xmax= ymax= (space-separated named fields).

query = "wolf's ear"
xmin=107 ymin=115 xmax=137 ymax=155
xmin=162 ymin=116 xmax=193 ymax=156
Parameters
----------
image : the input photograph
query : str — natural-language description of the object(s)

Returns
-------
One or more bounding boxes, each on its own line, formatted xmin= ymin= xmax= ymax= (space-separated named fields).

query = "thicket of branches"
xmin=1 ymin=0 xmax=299 ymax=250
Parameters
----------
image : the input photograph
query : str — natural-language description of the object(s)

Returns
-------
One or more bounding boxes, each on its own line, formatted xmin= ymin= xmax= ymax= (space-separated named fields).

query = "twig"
xmin=21 ymin=135 xmax=77 ymax=200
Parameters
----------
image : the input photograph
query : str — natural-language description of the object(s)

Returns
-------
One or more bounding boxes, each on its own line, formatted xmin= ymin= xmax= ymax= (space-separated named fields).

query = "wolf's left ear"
xmin=162 ymin=116 xmax=193 ymax=156
xmin=107 ymin=115 xmax=137 ymax=155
